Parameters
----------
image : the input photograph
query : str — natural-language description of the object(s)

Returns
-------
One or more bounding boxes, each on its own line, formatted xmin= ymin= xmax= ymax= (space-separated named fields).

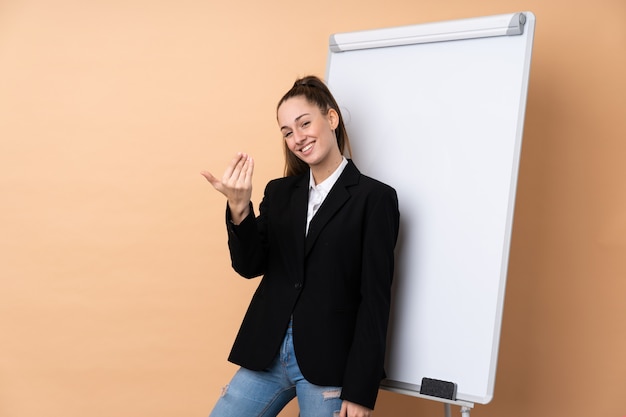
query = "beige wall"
xmin=1 ymin=1 xmax=625 ymax=416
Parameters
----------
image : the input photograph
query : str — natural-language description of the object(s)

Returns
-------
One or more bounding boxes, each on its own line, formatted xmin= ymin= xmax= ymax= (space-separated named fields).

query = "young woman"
xmin=202 ymin=75 xmax=399 ymax=417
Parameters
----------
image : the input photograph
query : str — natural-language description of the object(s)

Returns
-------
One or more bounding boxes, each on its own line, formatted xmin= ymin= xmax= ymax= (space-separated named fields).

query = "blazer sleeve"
xmin=340 ymin=185 xmax=400 ymax=409
xmin=225 ymin=197 xmax=269 ymax=279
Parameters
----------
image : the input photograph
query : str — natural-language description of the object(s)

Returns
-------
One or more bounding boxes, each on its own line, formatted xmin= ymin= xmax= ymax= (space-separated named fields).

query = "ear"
xmin=327 ymin=108 xmax=339 ymax=130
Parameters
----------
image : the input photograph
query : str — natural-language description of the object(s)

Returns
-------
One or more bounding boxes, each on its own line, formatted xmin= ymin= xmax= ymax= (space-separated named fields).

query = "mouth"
xmin=300 ymin=142 xmax=314 ymax=154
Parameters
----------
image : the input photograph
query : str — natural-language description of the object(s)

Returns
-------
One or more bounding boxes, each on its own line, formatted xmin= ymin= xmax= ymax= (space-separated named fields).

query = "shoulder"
xmin=346 ymin=160 xmax=397 ymax=196
xmin=264 ymin=173 xmax=307 ymax=194
xmin=359 ymin=173 xmax=397 ymax=195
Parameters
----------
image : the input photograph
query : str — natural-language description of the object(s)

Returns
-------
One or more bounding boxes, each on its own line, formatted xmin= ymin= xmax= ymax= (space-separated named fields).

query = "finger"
xmin=200 ymin=171 xmax=221 ymax=188
xmin=223 ymin=153 xmax=247 ymax=183
xmin=339 ymin=401 xmax=348 ymax=417
xmin=242 ymin=156 xmax=254 ymax=184
xmin=201 ymin=171 xmax=228 ymax=198
xmin=230 ymin=154 xmax=253 ymax=186
xmin=200 ymin=170 xmax=215 ymax=182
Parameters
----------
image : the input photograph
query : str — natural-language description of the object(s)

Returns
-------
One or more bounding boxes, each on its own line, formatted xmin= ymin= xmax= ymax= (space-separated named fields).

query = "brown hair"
xmin=277 ymin=75 xmax=352 ymax=177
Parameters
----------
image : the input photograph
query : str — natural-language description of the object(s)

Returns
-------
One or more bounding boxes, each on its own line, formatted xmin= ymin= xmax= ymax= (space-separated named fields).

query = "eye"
xmin=283 ymin=131 xmax=292 ymax=139
xmin=301 ymin=121 xmax=310 ymax=128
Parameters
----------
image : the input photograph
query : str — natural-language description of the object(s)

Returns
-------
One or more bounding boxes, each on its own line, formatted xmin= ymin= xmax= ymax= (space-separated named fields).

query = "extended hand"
xmin=201 ymin=152 xmax=254 ymax=224
xmin=340 ymin=400 xmax=373 ymax=417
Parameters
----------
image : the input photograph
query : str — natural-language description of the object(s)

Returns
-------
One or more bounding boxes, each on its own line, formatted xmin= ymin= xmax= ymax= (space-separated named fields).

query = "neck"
xmin=311 ymin=153 xmax=344 ymax=185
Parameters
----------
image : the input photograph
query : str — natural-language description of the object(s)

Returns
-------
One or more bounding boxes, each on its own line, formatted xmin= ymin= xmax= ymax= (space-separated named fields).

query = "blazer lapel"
xmin=290 ymin=174 xmax=309 ymax=259
xmin=304 ymin=160 xmax=360 ymax=257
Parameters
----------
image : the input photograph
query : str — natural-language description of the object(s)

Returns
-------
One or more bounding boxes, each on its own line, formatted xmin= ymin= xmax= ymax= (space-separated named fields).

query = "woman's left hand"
xmin=340 ymin=400 xmax=373 ymax=417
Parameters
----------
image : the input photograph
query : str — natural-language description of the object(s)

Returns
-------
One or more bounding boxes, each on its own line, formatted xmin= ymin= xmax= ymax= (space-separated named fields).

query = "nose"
xmin=293 ymin=130 xmax=307 ymax=144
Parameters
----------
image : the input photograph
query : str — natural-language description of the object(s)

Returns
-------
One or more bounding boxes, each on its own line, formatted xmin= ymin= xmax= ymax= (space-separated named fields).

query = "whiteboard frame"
xmin=329 ymin=12 xmax=527 ymax=52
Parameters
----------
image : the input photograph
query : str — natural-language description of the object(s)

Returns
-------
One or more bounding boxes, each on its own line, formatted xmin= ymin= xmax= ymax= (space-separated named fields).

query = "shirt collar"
xmin=309 ymin=157 xmax=348 ymax=193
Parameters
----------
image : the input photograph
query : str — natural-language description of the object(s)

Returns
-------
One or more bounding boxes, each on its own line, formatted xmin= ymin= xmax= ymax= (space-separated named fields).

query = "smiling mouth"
xmin=301 ymin=143 xmax=314 ymax=153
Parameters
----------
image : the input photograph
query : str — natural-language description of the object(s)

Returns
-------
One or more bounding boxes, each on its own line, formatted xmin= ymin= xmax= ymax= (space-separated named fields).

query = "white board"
xmin=326 ymin=12 xmax=535 ymax=405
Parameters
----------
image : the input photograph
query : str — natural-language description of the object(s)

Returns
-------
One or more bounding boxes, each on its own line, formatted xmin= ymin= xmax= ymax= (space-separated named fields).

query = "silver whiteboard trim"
xmin=329 ymin=12 xmax=526 ymax=52
xmin=380 ymin=380 xmax=475 ymax=408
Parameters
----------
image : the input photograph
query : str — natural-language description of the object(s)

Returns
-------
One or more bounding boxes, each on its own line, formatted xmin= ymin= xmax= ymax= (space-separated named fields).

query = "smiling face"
xmin=277 ymin=96 xmax=343 ymax=183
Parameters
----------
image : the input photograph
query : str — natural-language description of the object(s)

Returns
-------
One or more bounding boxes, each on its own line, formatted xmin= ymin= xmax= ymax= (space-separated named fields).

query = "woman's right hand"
xmin=201 ymin=152 xmax=254 ymax=224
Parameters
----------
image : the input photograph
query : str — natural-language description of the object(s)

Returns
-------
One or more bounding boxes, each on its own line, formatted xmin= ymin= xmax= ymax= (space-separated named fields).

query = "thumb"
xmin=200 ymin=171 xmax=224 ymax=193
xmin=200 ymin=170 xmax=214 ymax=181
xmin=200 ymin=170 xmax=218 ymax=185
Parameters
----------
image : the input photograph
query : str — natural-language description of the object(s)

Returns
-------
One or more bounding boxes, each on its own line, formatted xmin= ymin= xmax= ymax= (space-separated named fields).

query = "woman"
xmin=202 ymin=75 xmax=399 ymax=417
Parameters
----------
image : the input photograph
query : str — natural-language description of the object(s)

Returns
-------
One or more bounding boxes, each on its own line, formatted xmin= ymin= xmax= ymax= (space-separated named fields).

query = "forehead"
xmin=277 ymin=96 xmax=320 ymax=125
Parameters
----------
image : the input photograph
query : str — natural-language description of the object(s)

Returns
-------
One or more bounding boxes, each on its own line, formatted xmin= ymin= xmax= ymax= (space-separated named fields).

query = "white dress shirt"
xmin=306 ymin=157 xmax=348 ymax=235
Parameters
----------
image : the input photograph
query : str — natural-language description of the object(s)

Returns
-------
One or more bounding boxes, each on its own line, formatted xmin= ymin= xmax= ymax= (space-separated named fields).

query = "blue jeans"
xmin=209 ymin=322 xmax=343 ymax=417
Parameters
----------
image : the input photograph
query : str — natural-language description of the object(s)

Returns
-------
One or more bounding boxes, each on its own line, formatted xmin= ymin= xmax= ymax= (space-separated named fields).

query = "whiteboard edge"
xmin=483 ymin=10 xmax=536 ymax=404
xmin=328 ymin=11 xmax=528 ymax=52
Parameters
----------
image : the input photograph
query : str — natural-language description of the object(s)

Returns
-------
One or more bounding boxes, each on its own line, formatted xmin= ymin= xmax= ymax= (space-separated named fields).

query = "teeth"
xmin=302 ymin=143 xmax=313 ymax=152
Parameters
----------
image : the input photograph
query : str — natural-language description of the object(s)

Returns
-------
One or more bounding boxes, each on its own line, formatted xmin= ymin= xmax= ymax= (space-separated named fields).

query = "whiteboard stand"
xmin=444 ymin=403 xmax=471 ymax=417
xmin=382 ymin=383 xmax=474 ymax=416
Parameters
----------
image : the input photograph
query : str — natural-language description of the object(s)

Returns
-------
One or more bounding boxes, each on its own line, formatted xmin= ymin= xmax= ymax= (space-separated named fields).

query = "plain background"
xmin=1 ymin=1 xmax=624 ymax=417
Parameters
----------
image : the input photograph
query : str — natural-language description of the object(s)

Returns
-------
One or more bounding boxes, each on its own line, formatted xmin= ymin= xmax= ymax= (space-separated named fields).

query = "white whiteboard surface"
xmin=326 ymin=12 xmax=535 ymax=405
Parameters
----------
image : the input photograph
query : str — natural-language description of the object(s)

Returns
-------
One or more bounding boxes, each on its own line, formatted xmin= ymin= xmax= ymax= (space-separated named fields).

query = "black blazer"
xmin=224 ymin=159 xmax=399 ymax=409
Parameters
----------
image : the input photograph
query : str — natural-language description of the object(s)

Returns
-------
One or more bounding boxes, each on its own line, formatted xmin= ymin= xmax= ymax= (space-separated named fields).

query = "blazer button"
xmin=294 ymin=282 xmax=302 ymax=290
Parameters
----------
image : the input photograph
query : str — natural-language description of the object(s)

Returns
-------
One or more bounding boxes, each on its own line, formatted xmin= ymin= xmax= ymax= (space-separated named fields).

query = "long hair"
xmin=277 ymin=75 xmax=352 ymax=177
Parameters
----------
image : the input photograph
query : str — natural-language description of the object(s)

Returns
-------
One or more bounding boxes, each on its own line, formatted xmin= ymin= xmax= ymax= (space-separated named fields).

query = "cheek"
xmin=284 ymin=138 xmax=295 ymax=151
xmin=284 ymin=139 xmax=300 ymax=156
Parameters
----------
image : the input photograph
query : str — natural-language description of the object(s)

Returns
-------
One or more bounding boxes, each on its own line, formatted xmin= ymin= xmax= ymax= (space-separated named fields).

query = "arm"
xmin=341 ymin=186 xmax=400 ymax=411
xmin=225 ymin=200 xmax=268 ymax=279
xmin=202 ymin=152 xmax=266 ymax=278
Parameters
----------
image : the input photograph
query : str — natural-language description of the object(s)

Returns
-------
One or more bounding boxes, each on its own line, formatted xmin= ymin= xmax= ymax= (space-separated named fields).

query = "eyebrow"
xmin=280 ymin=113 xmax=311 ymax=131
